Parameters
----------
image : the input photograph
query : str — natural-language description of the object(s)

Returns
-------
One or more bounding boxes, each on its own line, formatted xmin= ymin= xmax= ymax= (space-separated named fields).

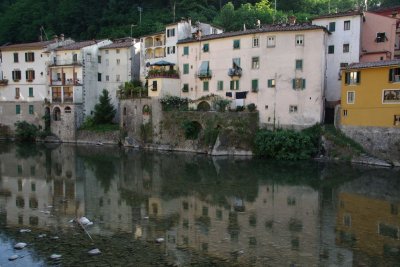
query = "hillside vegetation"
xmin=0 ymin=0 xmax=397 ymax=44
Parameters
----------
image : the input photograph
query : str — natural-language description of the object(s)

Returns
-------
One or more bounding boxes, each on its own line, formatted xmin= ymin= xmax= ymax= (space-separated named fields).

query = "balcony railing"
xmin=197 ymin=70 xmax=212 ymax=79
xmin=0 ymin=79 xmax=8 ymax=86
xmin=49 ymin=59 xmax=82 ymax=67
xmin=51 ymin=79 xmax=82 ymax=86
xmin=146 ymin=69 xmax=179 ymax=79
xmin=228 ymin=67 xmax=242 ymax=77
xmin=63 ymin=96 xmax=73 ymax=103
xmin=52 ymin=96 xmax=62 ymax=103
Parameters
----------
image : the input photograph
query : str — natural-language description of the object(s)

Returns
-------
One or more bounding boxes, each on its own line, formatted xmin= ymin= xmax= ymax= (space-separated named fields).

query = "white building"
xmin=176 ymin=24 xmax=328 ymax=128
xmin=0 ymin=38 xmax=73 ymax=130
xmin=312 ymin=11 xmax=363 ymax=104
xmin=140 ymin=19 xmax=223 ymax=82
xmin=98 ymin=37 xmax=140 ymax=120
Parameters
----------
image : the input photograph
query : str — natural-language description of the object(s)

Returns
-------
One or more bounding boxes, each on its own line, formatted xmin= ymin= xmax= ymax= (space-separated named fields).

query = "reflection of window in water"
xmin=29 ymin=216 xmax=39 ymax=226
xmin=391 ymin=203 xmax=399 ymax=215
xmin=29 ymin=198 xmax=38 ymax=209
xmin=18 ymin=215 xmax=23 ymax=225
xmin=379 ymin=223 xmax=399 ymax=239
xmin=394 ymin=115 xmax=400 ymax=126
xmin=343 ymin=214 xmax=352 ymax=227
xmin=152 ymin=203 xmax=158 ymax=215
xmin=287 ymin=196 xmax=296 ymax=206
xmin=16 ymin=196 xmax=25 ymax=208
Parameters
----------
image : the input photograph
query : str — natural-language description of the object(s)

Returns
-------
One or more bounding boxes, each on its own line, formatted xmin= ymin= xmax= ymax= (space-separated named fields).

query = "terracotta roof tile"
xmin=177 ymin=24 xmax=328 ymax=44
xmin=343 ymin=59 xmax=400 ymax=70
xmin=312 ymin=10 xmax=362 ymax=20
xmin=100 ymin=38 xmax=135 ymax=49
xmin=56 ymin=40 xmax=104 ymax=51
xmin=0 ymin=40 xmax=56 ymax=50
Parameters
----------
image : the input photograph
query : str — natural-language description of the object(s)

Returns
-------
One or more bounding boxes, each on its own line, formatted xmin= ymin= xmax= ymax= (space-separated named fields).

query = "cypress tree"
xmin=93 ymin=89 xmax=116 ymax=124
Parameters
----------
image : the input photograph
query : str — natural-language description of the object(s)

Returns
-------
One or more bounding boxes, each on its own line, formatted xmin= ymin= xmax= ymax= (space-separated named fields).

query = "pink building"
xmin=360 ymin=11 xmax=398 ymax=62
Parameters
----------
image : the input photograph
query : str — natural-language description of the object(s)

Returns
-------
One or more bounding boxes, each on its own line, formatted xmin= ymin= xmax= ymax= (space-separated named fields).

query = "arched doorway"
xmin=44 ymin=107 xmax=51 ymax=131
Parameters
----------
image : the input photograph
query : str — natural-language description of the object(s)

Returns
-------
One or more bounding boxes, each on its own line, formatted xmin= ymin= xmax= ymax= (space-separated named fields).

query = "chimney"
xmin=53 ymin=35 xmax=58 ymax=42
xmin=289 ymin=15 xmax=296 ymax=25
xmin=60 ymin=34 xmax=65 ymax=41
xmin=196 ymin=30 xmax=202 ymax=40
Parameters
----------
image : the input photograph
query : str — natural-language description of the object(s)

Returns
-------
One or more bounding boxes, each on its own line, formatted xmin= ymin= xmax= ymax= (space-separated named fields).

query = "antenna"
xmin=137 ymin=7 xmax=143 ymax=25
xmin=40 ymin=26 xmax=48 ymax=41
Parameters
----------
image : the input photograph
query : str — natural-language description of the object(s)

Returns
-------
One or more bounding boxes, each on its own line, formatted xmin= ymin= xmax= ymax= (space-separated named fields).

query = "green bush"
xmin=247 ymin=103 xmax=257 ymax=112
xmin=212 ymin=99 xmax=231 ymax=112
xmin=14 ymin=121 xmax=39 ymax=142
xmin=235 ymin=106 xmax=245 ymax=112
xmin=254 ymin=128 xmax=317 ymax=160
xmin=93 ymin=89 xmax=116 ymax=124
xmin=181 ymin=120 xmax=202 ymax=140
xmin=160 ymin=95 xmax=189 ymax=111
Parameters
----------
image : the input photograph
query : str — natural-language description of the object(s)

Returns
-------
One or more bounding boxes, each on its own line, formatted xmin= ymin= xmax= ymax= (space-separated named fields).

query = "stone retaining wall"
xmin=75 ymin=130 xmax=120 ymax=145
xmin=340 ymin=125 xmax=400 ymax=166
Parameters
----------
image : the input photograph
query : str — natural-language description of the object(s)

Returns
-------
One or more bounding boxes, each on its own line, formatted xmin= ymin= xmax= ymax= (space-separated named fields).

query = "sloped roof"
xmin=0 ymin=40 xmax=56 ymax=50
xmin=343 ymin=59 xmax=400 ymax=70
xmin=177 ymin=24 xmax=328 ymax=44
xmin=100 ymin=38 xmax=134 ymax=49
xmin=56 ymin=40 xmax=104 ymax=51
xmin=312 ymin=10 xmax=362 ymax=20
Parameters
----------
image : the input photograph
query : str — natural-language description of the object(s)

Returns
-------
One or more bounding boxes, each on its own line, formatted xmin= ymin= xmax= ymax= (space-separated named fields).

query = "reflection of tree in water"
xmin=15 ymin=143 xmax=42 ymax=159
xmin=82 ymin=155 xmax=117 ymax=193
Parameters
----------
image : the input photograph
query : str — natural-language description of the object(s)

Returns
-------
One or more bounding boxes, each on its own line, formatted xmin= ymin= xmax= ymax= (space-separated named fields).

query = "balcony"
xmin=0 ymin=79 xmax=8 ymax=86
xmin=197 ymin=70 xmax=212 ymax=80
xmin=50 ymin=79 xmax=82 ymax=86
xmin=52 ymin=96 xmax=62 ymax=103
xmin=146 ymin=69 xmax=179 ymax=79
xmin=49 ymin=59 xmax=82 ymax=67
xmin=228 ymin=67 xmax=242 ymax=77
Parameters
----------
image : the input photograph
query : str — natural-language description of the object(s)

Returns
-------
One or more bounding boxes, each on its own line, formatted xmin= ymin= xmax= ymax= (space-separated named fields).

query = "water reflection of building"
xmin=336 ymin=176 xmax=400 ymax=266
xmin=148 ymin=184 xmax=321 ymax=266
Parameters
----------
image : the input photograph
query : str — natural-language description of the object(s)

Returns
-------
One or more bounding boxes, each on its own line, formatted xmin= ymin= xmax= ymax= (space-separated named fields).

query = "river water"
xmin=0 ymin=143 xmax=399 ymax=266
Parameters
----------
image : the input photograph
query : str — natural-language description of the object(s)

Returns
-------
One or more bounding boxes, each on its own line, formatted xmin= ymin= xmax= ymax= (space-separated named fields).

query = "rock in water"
xmin=19 ymin=229 xmax=31 ymax=233
xmin=8 ymin=255 xmax=19 ymax=261
xmin=88 ymin=248 xmax=101 ymax=255
xmin=38 ymin=234 xmax=47 ymax=238
xmin=14 ymin=243 xmax=27 ymax=249
xmin=155 ymin=238 xmax=165 ymax=243
xmin=79 ymin=216 xmax=92 ymax=226
xmin=50 ymin=254 xmax=62 ymax=260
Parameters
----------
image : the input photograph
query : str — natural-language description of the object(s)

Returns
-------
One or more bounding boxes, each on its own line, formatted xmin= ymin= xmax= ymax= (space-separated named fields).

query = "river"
xmin=0 ymin=142 xmax=399 ymax=266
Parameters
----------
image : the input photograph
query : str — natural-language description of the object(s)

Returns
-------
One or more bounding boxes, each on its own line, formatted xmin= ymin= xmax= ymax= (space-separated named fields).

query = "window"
xmin=217 ymin=80 xmax=223 ymax=91
xmin=268 ymin=79 xmax=275 ymax=88
xmin=86 ymin=53 xmax=92 ymax=62
xmin=183 ymin=46 xmax=189 ymax=55
xmin=26 ymin=70 xmax=35 ymax=81
xmin=251 ymin=79 xmax=258 ymax=92
xmin=53 ymin=107 xmax=61 ymax=121
xmin=105 ymin=50 xmax=109 ymax=54
xmin=252 ymin=37 xmax=259 ymax=47
xmin=343 ymin=43 xmax=350 ymax=53
xmin=182 ymin=83 xmax=189 ymax=92
xmin=106 ymin=59 xmax=109 ymax=66
xmin=73 ymin=53 xmax=78 ymax=63
xmin=329 ymin=22 xmax=336 ymax=32
xmin=167 ymin=46 xmax=175 ymax=54
xmin=18 ymin=179 xmax=22 ymax=190
xmin=252 ymin=57 xmax=259 ymax=69
xmin=376 ymin=32 xmax=387 ymax=42
xmin=344 ymin=20 xmax=350 ymax=31
xmin=29 ymin=105 xmax=34 ymax=114
xmin=65 ymin=106 xmax=72 ymax=113
xmin=289 ymin=105 xmax=298 ymax=113
xmin=287 ymin=197 xmax=296 ymax=205
xmin=106 ymin=75 xmax=109 ymax=81
xmin=25 ymin=52 xmax=34 ymax=62
xmin=345 ymin=71 xmax=361 ymax=85
xmin=383 ymin=89 xmax=400 ymax=103
xmin=295 ymin=59 xmax=303 ymax=70
xmin=203 ymin=43 xmax=209 ymax=52
xmin=267 ymin=36 xmax=276 ymax=47
xmin=152 ymin=80 xmax=157 ymax=91
xmin=167 ymin=28 xmax=175 ymax=37
xmin=378 ymin=223 xmax=399 ymax=239
xmin=395 ymin=115 xmax=400 ymax=126
xmin=12 ymin=70 xmax=21 ymax=81
xmin=14 ymin=52 xmax=19 ymax=63
xmin=230 ymin=80 xmax=239 ymax=90
xmin=390 ymin=203 xmax=398 ymax=215
xmin=202 ymin=206 xmax=208 ymax=216
xmin=203 ymin=81 xmax=209 ymax=91
xmin=116 ymin=49 xmax=120 ymax=54
xmin=295 ymin=35 xmax=304 ymax=46
xmin=98 ymin=56 xmax=101 ymax=63
xmin=31 ymin=182 xmax=36 ymax=192
xmin=389 ymin=68 xmax=400 ymax=82
xmin=232 ymin=58 xmax=241 ymax=68
xmin=15 ymin=87 xmax=20 ymax=99
xmin=183 ymin=64 xmax=189 ymax=74
xmin=98 ymin=73 xmax=102 ymax=82
xmin=29 ymin=87 xmax=33 ymax=97
xmin=116 ymin=75 xmax=120 ymax=82
xmin=347 ymin=91 xmax=355 ymax=104
xmin=116 ymin=59 xmax=120 ymax=65
xmin=328 ymin=45 xmax=335 ymax=54
xmin=233 ymin=39 xmax=240 ymax=49
xmin=343 ymin=109 xmax=348 ymax=116
xmin=292 ymin=78 xmax=306 ymax=90
xmin=16 ymin=104 xmax=21 ymax=114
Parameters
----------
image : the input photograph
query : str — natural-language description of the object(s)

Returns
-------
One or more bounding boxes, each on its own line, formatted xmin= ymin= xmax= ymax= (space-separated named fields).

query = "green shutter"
xmin=235 ymin=80 xmax=239 ymax=90
xmin=203 ymin=81 xmax=209 ymax=91
xmin=230 ymin=80 xmax=234 ymax=90
xmin=252 ymin=79 xmax=258 ymax=92
xmin=302 ymin=79 xmax=306 ymax=90
xmin=183 ymin=64 xmax=189 ymax=74
xmin=345 ymin=73 xmax=349 ymax=84
xmin=182 ymin=84 xmax=189 ymax=92
xmin=16 ymin=105 xmax=20 ymax=114
xmin=292 ymin=79 xmax=296 ymax=89
xmin=217 ymin=81 xmax=223 ymax=91
xmin=29 ymin=87 xmax=33 ymax=97
xmin=29 ymin=105 xmax=34 ymax=114
xmin=183 ymin=46 xmax=189 ymax=55
xmin=389 ymin=69 xmax=393 ymax=82
xmin=356 ymin=71 xmax=361 ymax=83
xmin=203 ymin=44 xmax=209 ymax=52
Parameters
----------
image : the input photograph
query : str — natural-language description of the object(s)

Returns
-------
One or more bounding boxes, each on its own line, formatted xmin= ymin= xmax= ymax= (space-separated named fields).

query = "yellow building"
xmin=341 ymin=59 xmax=400 ymax=127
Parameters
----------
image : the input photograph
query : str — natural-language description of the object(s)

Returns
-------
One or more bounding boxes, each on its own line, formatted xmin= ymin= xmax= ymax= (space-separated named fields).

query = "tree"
xmin=14 ymin=121 xmax=39 ymax=142
xmin=93 ymin=89 xmax=116 ymax=124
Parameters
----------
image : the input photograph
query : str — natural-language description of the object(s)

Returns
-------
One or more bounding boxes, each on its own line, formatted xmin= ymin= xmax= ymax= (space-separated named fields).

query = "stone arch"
xmin=142 ymin=105 xmax=151 ymax=115
xmin=64 ymin=106 xmax=72 ymax=113
xmin=183 ymin=120 xmax=203 ymax=140
xmin=123 ymin=107 xmax=127 ymax=116
xmin=53 ymin=107 xmax=61 ymax=121
xmin=197 ymin=101 xmax=211 ymax=111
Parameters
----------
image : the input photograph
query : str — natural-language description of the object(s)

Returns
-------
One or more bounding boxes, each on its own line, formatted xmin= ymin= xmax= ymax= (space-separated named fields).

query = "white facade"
xmin=177 ymin=26 xmax=328 ymax=128
xmin=312 ymin=13 xmax=363 ymax=103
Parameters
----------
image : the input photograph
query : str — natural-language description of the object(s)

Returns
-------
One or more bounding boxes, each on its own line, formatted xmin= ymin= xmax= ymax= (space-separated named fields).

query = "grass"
xmin=322 ymin=125 xmax=365 ymax=159
xmin=79 ymin=123 xmax=119 ymax=132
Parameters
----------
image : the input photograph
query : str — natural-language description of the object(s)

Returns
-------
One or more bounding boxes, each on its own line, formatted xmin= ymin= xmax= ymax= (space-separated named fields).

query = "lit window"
xmin=345 ymin=71 xmax=360 ymax=85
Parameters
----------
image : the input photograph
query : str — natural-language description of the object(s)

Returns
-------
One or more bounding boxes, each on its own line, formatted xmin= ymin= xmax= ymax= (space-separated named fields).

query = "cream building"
xmin=177 ymin=24 xmax=328 ymax=128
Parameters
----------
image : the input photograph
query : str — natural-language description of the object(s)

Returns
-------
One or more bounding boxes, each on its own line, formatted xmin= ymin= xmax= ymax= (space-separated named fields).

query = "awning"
xmin=151 ymin=60 xmax=175 ymax=66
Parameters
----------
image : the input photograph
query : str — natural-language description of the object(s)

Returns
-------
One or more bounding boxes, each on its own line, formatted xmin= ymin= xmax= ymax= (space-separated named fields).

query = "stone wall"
xmin=340 ymin=125 xmax=400 ymax=166
xmin=50 ymin=104 xmax=84 ymax=142
xmin=76 ymin=130 xmax=120 ymax=145
xmin=0 ymin=101 xmax=45 ymax=131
